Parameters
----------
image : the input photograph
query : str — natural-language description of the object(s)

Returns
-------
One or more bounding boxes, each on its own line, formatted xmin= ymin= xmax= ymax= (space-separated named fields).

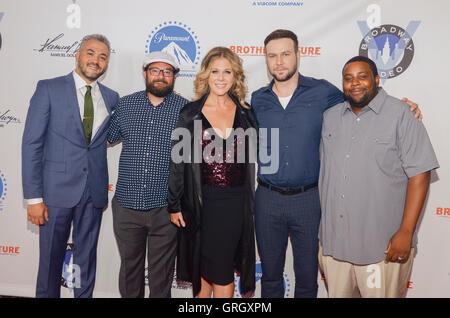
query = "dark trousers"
xmin=255 ymin=185 xmax=321 ymax=298
xmin=112 ymin=197 xmax=177 ymax=298
xmin=36 ymin=186 xmax=103 ymax=298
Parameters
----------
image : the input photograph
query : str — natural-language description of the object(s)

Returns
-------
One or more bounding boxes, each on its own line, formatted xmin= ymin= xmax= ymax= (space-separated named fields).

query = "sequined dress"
xmin=200 ymin=109 xmax=248 ymax=285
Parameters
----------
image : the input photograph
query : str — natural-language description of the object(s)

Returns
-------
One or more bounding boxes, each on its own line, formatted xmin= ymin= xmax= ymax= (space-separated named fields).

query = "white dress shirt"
xmin=27 ymin=71 xmax=108 ymax=206
xmin=73 ymin=70 xmax=109 ymax=138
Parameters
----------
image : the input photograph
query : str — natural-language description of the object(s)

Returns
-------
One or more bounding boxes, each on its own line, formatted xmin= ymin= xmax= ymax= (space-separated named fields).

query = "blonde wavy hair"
xmin=194 ymin=47 xmax=249 ymax=109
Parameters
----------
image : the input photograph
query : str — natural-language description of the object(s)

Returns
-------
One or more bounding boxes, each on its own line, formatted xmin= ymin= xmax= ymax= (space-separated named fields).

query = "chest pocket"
xmin=321 ymin=130 xmax=339 ymax=158
xmin=369 ymin=135 xmax=399 ymax=173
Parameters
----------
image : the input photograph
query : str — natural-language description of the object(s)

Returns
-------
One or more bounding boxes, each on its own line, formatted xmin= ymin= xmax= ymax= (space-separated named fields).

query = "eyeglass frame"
xmin=145 ymin=66 xmax=178 ymax=77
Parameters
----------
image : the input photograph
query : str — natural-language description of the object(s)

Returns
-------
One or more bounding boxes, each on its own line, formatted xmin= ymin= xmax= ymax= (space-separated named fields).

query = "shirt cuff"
xmin=26 ymin=198 xmax=44 ymax=205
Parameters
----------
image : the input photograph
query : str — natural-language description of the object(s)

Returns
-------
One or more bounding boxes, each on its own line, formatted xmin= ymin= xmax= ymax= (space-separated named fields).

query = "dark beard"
xmin=78 ymin=63 xmax=105 ymax=82
xmin=146 ymin=80 xmax=174 ymax=97
xmin=346 ymin=92 xmax=371 ymax=108
xmin=346 ymin=87 xmax=378 ymax=109
xmin=271 ymin=64 xmax=298 ymax=82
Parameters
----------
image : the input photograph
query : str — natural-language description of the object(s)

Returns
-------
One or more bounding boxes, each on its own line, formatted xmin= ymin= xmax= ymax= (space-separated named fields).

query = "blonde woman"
xmin=168 ymin=47 xmax=257 ymax=298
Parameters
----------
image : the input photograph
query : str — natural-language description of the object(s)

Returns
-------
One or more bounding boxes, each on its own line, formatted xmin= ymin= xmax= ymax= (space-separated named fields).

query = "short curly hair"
xmin=194 ymin=46 xmax=249 ymax=109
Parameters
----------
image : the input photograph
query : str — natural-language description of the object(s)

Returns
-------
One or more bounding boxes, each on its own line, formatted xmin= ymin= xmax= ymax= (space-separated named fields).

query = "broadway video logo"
xmin=357 ymin=21 xmax=420 ymax=82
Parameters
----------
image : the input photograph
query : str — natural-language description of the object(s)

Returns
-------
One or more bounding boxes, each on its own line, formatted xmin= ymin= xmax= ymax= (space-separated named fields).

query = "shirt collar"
xmin=261 ymin=72 xmax=313 ymax=93
xmin=341 ymin=87 xmax=387 ymax=116
xmin=72 ymin=70 xmax=99 ymax=91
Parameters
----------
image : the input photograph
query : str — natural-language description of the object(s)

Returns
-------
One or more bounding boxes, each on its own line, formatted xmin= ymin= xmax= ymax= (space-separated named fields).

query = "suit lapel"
xmin=99 ymin=83 xmax=112 ymax=114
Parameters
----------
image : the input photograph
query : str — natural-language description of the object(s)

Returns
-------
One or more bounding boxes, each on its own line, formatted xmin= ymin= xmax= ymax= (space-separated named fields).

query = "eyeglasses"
xmin=146 ymin=67 xmax=175 ymax=77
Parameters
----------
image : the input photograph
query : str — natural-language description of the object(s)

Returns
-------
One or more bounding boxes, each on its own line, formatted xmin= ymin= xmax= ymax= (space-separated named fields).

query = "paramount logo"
xmin=145 ymin=21 xmax=201 ymax=75
xmin=153 ymin=32 xmax=190 ymax=43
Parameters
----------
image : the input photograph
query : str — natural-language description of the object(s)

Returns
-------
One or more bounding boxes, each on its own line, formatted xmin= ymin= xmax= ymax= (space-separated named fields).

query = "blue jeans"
xmin=255 ymin=185 xmax=321 ymax=298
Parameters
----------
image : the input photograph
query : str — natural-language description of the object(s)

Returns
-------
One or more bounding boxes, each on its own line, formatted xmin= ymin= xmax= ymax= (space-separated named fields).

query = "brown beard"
xmin=146 ymin=80 xmax=174 ymax=97
xmin=270 ymin=64 xmax=298 ymax=82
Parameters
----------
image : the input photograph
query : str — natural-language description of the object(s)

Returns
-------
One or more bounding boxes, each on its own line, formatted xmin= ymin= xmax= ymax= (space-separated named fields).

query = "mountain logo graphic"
xmin=357 ymin=22 xmax=420 ymax=82
xmin=146 ymin=21 xmax=201 ymax=74
xmin=162 ymin=41 xmax=193 ymax=66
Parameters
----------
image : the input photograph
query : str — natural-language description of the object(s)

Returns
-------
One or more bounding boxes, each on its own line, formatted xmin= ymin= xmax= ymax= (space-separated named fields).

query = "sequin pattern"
xmin=201 ymin=113 xmax=247 ymax=187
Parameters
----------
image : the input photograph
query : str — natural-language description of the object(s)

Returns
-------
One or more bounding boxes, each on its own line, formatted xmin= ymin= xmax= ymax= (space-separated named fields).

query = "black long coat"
xmin=168 ymin=94 xmax=257 ymax=297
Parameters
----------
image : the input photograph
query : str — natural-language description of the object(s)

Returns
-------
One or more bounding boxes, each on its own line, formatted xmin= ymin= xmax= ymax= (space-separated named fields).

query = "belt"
xmin=257 ymin=178 xmax=318 ymax=195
